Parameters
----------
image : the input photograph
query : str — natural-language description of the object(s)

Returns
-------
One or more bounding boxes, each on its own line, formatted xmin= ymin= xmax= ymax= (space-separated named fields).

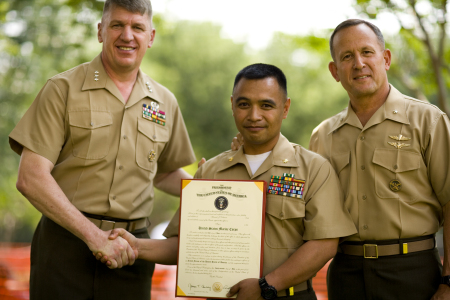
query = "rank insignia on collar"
xmin=142 ymin=102 xmax=166 ymax=126
xmin=267 ymin=173 xmax=305 ymax=199
xmin=389 ymin=134 xmax=411 ymax=141
xmin=388 ymin=142 xmax=410 ymax=149
xmin=145 ymin=81 xmax=153 ymax=93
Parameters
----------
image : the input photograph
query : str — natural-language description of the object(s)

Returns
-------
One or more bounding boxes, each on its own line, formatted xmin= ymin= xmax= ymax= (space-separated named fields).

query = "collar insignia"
xmin=145 ymin=81 xmax=153 ymax=93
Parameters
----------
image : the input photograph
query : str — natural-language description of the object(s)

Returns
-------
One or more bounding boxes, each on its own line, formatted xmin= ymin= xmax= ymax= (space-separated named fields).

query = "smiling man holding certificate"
xmin=98 ymin=63 xmax=356 ymax=300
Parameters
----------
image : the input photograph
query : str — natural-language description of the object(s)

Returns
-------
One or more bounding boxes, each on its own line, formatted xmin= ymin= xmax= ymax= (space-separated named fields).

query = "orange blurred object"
xmin=0 ymin=244 xmax=30 ymax=300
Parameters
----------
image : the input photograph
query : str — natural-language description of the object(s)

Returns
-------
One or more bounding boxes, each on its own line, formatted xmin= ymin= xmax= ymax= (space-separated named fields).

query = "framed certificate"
xmin=176 ymin=179 xmax=267 ymax=299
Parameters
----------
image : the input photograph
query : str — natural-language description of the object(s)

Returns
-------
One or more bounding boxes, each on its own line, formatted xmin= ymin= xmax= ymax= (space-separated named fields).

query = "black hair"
xmin=233 ymin=63 xmax=287 ymax=96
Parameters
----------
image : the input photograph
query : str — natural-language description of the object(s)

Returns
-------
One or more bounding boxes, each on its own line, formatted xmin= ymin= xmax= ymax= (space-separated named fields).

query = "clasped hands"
xmin=92 ymin=229 xmax=138 ymax=269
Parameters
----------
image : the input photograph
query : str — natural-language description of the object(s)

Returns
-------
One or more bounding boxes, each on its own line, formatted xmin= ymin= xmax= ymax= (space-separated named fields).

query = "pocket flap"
xmin=372 ymin=148 xmax=421 ymax=172
xmin=266 ymin=195 xmax=305 ymax=220
xmin=331 ymin=152 xmax=350 ymax=174
xmin=138 ymin=118 xmax=169 ymax=142
xmin=69 ymin=111 xmax=112 ymax=129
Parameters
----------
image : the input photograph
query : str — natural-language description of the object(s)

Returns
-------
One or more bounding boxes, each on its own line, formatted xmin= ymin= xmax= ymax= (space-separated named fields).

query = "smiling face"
xmin=98 ymin=5 xmax=155 ymax=75
xmin=328 ymin=24 xmax=391 ymax=101
xmin=231 ymin=77 xmax=290 ymax=155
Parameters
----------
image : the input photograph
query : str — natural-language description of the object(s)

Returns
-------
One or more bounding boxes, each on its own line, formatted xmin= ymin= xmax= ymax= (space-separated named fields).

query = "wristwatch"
xmin=441 ymin=276 xmax=450 ymax=286
xmin=258 ymin=277 xmax=277 ymax=300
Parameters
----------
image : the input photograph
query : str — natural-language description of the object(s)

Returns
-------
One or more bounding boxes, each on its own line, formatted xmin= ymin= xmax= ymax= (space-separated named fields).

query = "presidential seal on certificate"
xmin=176 ymin=179 xmax=266 ymax=299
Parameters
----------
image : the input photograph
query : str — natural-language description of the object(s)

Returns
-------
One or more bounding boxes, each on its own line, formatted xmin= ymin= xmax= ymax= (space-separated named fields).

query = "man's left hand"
xmin=226 ymin=278 xmax=264 ymax=300
xmin=431 ymin=284 xmax=450 ymax=300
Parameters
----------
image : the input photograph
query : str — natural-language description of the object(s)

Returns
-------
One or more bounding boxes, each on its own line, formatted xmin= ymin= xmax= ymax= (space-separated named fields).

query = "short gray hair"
xmin=103 ymin=0 xmax=153 ymax=20
xmin=330 ymin=19 xmax=385 ymax=61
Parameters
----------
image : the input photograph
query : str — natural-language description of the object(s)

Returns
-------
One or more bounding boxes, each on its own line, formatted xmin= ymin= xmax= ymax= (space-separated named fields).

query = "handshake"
xmin=92 ymin=229 xmax=139 ymax=269
xmin=91 ymin=229 xmax=179 ymax=269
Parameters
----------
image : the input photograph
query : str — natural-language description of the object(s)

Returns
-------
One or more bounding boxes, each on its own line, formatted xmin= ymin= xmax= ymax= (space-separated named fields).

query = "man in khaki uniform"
xmin=122 ymin=63 xmax=356 ymax=300
xmin=9 ymin=0 xmax=195 ymax=299
xmin=309 ymin=19 xmax=450 ymax=299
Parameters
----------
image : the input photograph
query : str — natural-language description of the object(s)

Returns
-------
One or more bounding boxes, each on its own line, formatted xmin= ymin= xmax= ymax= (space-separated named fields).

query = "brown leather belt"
xmin=339 ymin=237 xmax=435 ymax=259
xmin=82 ymin=212 xmax=148 ymax=231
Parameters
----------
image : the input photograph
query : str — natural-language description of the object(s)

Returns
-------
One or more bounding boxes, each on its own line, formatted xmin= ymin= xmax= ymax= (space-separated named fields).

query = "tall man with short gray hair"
xmin=310 ymin=19 xmax=450 ymax=299
xmin=9 ymin=0 xmax=195 ymax=298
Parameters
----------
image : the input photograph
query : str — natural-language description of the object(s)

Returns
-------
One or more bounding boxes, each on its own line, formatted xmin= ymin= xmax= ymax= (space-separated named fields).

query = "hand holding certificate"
xmin=176 ymin=179 xmax=266 ymax=299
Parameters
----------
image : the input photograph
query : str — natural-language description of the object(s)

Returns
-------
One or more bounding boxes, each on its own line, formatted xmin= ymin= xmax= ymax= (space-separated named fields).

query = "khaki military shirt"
xmin=9 ymin=54 xmax=196 ymax=220
xmin=310 ymin=85 xmax=450 ymax=242
xmin=164 ymin=134 xmax=356 ymax=292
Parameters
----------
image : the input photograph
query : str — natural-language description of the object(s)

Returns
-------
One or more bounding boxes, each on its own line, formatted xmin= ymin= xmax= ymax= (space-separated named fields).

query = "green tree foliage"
xmin=354 ymin=0 xmax=450 ymax=113
xmin=258 ymin=32 xmax=349 ymax=147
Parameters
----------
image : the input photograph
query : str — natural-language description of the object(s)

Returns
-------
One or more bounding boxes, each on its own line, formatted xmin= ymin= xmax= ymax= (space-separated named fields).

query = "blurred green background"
xmin=1 ymin=0 xmax=449 ymax=242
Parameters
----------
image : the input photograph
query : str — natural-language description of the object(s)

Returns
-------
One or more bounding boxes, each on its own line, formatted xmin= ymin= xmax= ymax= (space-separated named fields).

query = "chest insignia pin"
xmin=389 ymin=179 xmax=402 ymax=192
xmin=148 ymin=150 xmax=156 ymax=162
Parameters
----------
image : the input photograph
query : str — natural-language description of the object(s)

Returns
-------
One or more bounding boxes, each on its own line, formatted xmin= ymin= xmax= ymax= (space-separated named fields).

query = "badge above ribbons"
xmin=142 ymin=102 xmax=166 ymax=126
xmin=267 ymin=173 xmax=305 ymax=199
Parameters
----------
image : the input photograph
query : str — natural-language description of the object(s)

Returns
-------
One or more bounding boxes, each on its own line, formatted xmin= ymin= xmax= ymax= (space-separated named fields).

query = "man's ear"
xmin=283 ymin=98 xmax=291 ymax=119
xmin=98 ymin=23 xmax=103 ymax=43
xmin=328 ymin=61 xmax=340 ymax=82
xmin=383 ymin=49 xmax=392 ymax=71
xmin=230 ymin=96 xmax=234 ymax=116
xmin=147 ymin=28 xmax=156 ymax=48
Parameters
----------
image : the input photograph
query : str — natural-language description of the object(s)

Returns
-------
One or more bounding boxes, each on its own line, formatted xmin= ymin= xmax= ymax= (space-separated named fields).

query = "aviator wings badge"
xmin=388 ymin=142 xmax=410 ymax=149
xmin=389 ymin=134 xmax=411 ymax=141
xmin=388 ymin=134 xmax=411 ymax=149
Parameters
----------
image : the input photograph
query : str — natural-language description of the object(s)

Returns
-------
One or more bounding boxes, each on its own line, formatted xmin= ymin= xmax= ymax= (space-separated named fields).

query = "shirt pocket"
xmin=264 ymin=194 xmax=305 ymax=249
xmin=136 ymin=118 xmax=170 ymax=172
xmin=331 ymin=151 xmax=351 ymax=198
xmin=372 ymin=148 xmax=421 ymax=199
xmin=68 ymin=110 xmax=112 ymax=159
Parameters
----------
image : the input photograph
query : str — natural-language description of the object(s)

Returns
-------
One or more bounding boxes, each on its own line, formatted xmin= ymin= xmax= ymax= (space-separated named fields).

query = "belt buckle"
xmin=99 ymin=220 xmax=116 ymax=231
xmin=363 ymin=244 xmax=378 ymax=259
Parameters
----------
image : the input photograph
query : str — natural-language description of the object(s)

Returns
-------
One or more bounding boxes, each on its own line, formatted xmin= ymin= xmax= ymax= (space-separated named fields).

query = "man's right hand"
xmin=90 ymin=230 xmax=136 ymax=269
xmin=94 ymin=229 xmax=139 ymax=268
xmin=231 ymin=132 xmax=243 ymax=151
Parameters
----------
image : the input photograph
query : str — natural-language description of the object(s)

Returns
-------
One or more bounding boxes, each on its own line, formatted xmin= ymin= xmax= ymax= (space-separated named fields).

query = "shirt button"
xmin=361 ymin=165 xmax=365 ymax=170
xmin=112 ymin=195 xmax=116 ymax=200
xmin=362 ymin=195 xmax=367 ymax=200
xmin=363 ymin=225 xmax=368 ymax=230
xmin=279 ymin=212 xmax=284 ymax=218
xmin=123 ymin=135 xmax=127 ymax=139
xmin=360 ymin=136 xmax=365 ymax=140
xmin=152 ymin=134 xmax=156 ymax=139
xmin=119 ymin=166 xmax=123 ymax=170
xmin=90 ymin=121 xmax=94 ymax=126
xmin=394 ymin=165 xmax=398 ymax=170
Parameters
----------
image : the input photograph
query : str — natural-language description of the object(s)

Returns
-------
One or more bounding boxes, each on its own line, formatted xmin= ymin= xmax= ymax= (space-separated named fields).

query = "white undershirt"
xmin=245 ymin=151 xmax=272 ymax=175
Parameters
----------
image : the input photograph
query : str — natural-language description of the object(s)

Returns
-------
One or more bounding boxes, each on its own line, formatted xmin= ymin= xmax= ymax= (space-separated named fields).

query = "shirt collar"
xmin=215 ymin=134 xmax=300 ymax=178
xmin=328 ymin=84 xmax=410 ymax=134
xmin=81 ymin=53 xmax=164 ymax=107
